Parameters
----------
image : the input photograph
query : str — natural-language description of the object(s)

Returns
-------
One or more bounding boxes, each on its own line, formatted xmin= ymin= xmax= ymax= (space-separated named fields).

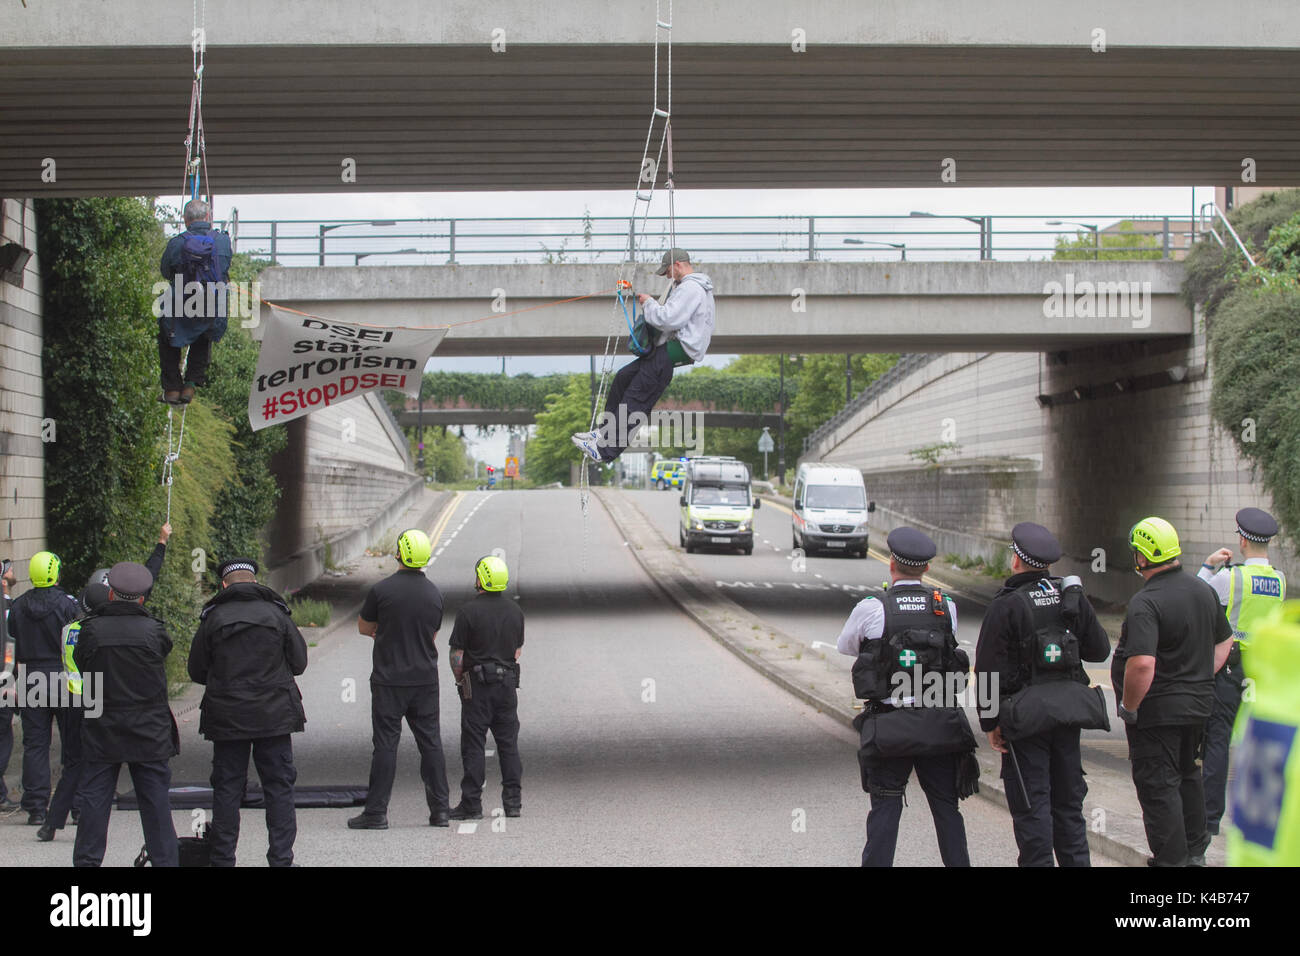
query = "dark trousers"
xmin=365 ymin=682 xmax=449 ymax=816
xmin=0 ymin=700 xmax=13 ymax=801
xmin=20 ymin=672 xmax=69 ymax=813
xmin=1202 ymin=667 xmax=1243 ymax=835
xmin=209 ymin=735 xmax=297 ymax=867
xmin=1001 ymin=726 xmax=1090 ymax=866
xmin=45 ymin=703 xmax=84 ymax=828
xmin=158 ymin=330 xmax=212 ymax=391
xmin=861 ymin=753 xmax=970 ymax=867
xmin=598 ymin=345 xmax=675 ymax=462
xmin=73 ymin=759 xmax=178 ymax=867
xmin=458 ymin=676 xmax=522 ymax=810
xmin=1127 ymin=722 xmax=1210 ymax=866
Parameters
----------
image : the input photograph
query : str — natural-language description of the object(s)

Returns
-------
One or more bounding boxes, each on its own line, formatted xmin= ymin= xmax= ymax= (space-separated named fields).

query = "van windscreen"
xmin=806 ymin=485 xmax=865 ymax=509
xmin=691 ymin=486 xmax=750 ymax=506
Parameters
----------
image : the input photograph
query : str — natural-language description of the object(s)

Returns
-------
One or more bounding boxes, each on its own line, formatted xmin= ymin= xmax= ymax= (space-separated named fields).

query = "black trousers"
xmin=365 ymin=681 xmax=449 ymax=816
xmin=20 ymin=670 xmax=69 ymax=814
xmin=45 ymin=703 xmax=84 ymax=829
xmin=1127 ymin=722 xmax=1210 ymax=866
xmin=1202 ymin=667 xmax=1243 ymax=835
xmin=209 ymin=735 xmax=297 ymax=867
xmin=73 ymin=759 xmax=178 ymax=867
xmin=0 ymin=699 xmax=13 ymax=800
xmin=458 ymin=676 xmax=522 ymax=810
xmin=598 ymin=345 xmax=675 ymax=462
xmin=158 ymin=330 xmax=212 ymax=391
xmin=861 ymin=753 xmax=970 ymax=867
xmin=1001 ymin=726 xmax=1090 ymax=867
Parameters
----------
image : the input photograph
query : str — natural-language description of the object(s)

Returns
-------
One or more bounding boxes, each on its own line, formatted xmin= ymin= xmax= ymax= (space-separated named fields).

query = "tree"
xmin=528 ymin=376 xmax=606 ymax=485
xmin=1052 ymin=221 xmax=1162 ymax=260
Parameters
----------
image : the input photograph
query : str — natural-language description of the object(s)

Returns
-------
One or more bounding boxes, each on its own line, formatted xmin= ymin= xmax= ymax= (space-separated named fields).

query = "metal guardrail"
xmin=802 ymin=354 xmax=939 ymax=454
xmin=1197 ymin=202 xmax=1257 ymax=268
xmin=208 ymin=214 xmax=1201 ymax=267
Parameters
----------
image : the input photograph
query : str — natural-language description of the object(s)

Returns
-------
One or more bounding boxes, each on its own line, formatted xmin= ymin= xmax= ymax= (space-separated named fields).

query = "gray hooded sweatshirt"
xmin=642 ymin=272 xmax=715 ymax=362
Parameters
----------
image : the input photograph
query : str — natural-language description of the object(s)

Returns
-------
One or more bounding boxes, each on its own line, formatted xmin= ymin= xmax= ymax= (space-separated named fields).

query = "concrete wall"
xmin=806 ymin=324 xmax=1298 ymax=605
xmin=0 ymin=198 xmax=43 ymax=587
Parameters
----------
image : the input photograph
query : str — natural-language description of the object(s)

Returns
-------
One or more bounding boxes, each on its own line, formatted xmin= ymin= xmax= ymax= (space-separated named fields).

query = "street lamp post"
xmin=318 ymin=219 xmax=397 ymax=266
xmin=1047 ymin=220 xmax=1099 ymax=260
xmin=842 ymin=237 xmax=907 ymax=260
xmin=910 ymin=211 xmax=989 ymax=260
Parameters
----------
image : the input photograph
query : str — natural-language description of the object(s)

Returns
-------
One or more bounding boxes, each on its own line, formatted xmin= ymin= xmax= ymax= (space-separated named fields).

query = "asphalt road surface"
xmin=4 ymin=490 xmax=1045 ymax=866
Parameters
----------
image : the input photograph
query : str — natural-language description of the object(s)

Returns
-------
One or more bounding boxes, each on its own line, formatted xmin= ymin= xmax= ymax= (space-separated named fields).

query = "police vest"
xmin=1226 ymin=563 xmax=1286 ymax=645
xmin=60 ymin=618 xmax=83 ymax=696
xmin=851 ymin=584 xmax=966 ymax=703
xmin=1228 ymin=600 xmax=1300 ymax=866
xmin=1009 ymin=577 xmax=1088 ymax=692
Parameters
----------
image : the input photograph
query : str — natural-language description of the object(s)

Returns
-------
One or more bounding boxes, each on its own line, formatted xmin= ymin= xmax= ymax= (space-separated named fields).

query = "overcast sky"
xmin=185 ymin=184 xmax=1217 ymax=464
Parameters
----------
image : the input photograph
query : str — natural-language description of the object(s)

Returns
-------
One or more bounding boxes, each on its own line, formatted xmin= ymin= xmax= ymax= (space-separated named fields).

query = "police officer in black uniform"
xmin=350 ymin=529 xmax=451 ymax=829
xmin=1 ymin=560 xmax=19 ymax=810
xmin=189 ymin=558 xmax=308 ymax=866
xmin=72 ymin=562 xmax=179 ymax=867
xmin=837 ymin=527 xmax=976 ymax=867
xmin=449 ymin=555 xmax=524 ymax=820
xmin=974 ymin=522 xmax=1112 ymax=866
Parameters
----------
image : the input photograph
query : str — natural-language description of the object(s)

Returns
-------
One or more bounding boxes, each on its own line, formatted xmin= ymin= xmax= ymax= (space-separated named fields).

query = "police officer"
xmin=6 ymin=551 xmax=81 ymax=825
xmin=837 ymin=527 xmax=975 ymax=867
xmin=189 ymin=558 xmax=308 ymax=866
xmin=1197 ymin=506 xmax=1285 ymax=837
xmin=975 ymin=522 xmax=1112 ymax=866
xmin=350 ymin=529 xmax=451 ymax=829
xmin=1114 ymin=517 xmax=1234 ymax=866
xmin=72 ymin=562 xmax=179 ymax=867
xmin=1 ymin=559 xmax=18 ymax=810
xmin=449 ymin=556 xmax=524 ymax=820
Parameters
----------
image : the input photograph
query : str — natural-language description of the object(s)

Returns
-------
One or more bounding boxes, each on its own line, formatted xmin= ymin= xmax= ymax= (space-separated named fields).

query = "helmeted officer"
xmin=72 ymin=562 xmax=179 ymax=867
xmin=974 ymin=522 xmax=1112 ymax=866
xmin=189 ymin=558 xmax=308 ymax=866
xmin=837 ymin=527 xmax=976 ymax=867
xmin=1197 ymin=507 xmax=1286 ymax=837
xmin=6 ymin=551 xmax=81 ymax=825
xmin=350 ymin=529 xmax=451 ymax=829
xmin=449 ymin=555 xmax=524 ymax=820
xmin=1114 ymin=517 xmax=1234 ymax=867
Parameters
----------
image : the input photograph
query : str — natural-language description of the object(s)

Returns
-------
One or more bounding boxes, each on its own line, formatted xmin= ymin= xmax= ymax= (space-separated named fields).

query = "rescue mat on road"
xmin=116 ymin=784 xmax=368 ymax=810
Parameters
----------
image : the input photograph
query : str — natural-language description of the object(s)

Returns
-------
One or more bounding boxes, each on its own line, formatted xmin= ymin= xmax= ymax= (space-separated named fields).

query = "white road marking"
xmin=457 ymin=822 xmax=478 ymax=834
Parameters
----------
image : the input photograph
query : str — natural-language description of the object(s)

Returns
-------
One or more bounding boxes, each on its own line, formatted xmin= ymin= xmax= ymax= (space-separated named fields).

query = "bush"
xmin=288 ymin=597 xmax=331 ymax=628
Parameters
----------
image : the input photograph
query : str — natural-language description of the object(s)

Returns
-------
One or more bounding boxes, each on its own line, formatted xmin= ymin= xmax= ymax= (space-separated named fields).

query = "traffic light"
xmin=487 ymin=465 xmax=495 ymax=474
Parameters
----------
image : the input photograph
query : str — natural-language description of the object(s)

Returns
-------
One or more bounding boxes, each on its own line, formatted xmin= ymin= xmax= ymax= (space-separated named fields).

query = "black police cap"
xmin=217 ymin=557 xmax=259 ymax=579
xmin=79 ymin=582 xmax=110 ymax=614
xmin=1010 ymin=521 xmax=1062 ymax=569
xmin=107 ymin=561 xmax=153 ymax=600
xmin=887 ymin=527 xmax=937 ymax=567
xmin=1235 ymin=508 xmax=1279 ymax=543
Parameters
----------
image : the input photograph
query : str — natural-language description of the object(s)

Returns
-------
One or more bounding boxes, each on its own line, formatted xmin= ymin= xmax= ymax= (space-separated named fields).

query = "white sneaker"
xmin=571 ymin=431 xmax=602 ymax=462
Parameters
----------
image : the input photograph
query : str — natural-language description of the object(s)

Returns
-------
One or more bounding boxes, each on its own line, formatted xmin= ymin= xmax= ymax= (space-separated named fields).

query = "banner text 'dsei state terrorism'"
xmin=248 ymin=305 xmax=446 ymax=431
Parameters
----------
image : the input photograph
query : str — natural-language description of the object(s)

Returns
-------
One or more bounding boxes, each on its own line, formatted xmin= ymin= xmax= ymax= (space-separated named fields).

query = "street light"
xmin=318 ymin=219 xmax=397 ymax=266
xmin=910 ymin=211 xmax=990 ymax=260
xmin=842 ymin=237 xmax=907 ymax=260
xmin=353 ymin=248 xmax=422 ymax=265
xmin=1047 ymin=220 xmax=1099 ymax=260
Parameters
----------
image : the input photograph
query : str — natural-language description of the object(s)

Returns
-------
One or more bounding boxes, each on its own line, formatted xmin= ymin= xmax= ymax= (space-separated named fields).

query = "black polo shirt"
xmin=360 ymin=568 xmax=444 ymax=686
xmin=1111 ymin=565 xmax=1232 ymax=727
xmin=449 ymin=592 xmax=525 ymax=670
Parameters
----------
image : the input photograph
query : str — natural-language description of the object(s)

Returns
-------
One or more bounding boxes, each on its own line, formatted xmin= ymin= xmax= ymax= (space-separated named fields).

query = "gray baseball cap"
xmin=657 ymin=248 xmax=691 ymax=275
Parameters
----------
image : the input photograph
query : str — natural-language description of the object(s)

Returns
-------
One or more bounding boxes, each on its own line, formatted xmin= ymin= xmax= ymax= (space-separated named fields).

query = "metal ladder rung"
xmin=635 ymin=191 xmax=654 ymax=201
xmin=656 ymin=20 xmax=671 ymax=29
xmin=653 ymin=108 xmax=670 ymax=119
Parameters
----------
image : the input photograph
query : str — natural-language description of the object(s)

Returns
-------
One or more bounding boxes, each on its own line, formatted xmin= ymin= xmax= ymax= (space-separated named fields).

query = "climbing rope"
xmin=161 ymin=405 xmax=188 ymax=524
xmin=579 ymin=0 xmax=676 ymax=560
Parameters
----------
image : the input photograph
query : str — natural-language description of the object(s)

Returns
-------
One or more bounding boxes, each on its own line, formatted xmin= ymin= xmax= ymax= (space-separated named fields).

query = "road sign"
xmin=505 ymin=456 xmax=519 ymax=478
xmin=757 ymin=428 xmax=774 ymax=453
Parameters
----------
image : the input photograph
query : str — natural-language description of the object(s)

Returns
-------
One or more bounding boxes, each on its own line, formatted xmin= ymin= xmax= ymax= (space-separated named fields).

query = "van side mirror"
xmin=753 ymin=498 xmax=761 ymax=509
xmin=679 ymin=495 xmax=687 ymax=507
xmin=868 ymin=501 xmax=876 ymax=513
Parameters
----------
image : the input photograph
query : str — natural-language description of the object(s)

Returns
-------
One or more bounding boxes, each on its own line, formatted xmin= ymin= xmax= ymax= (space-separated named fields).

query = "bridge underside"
xmin=4 ymin=43 xmax=1300 ymax=195
xmin=396 ymin=410 xmax=782 ymax=429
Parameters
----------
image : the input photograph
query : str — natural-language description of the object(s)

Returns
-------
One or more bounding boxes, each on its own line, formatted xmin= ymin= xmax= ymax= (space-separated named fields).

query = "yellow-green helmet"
xmin=396 ymin=529 xmax=432 ymax=568
xmin=29 ymin=551 xmax=61 ymax=588
xmin=1130 ymin=516 xmax=1181 ymax=563
xmin=475 ymin=555 xmax=508 ymax=592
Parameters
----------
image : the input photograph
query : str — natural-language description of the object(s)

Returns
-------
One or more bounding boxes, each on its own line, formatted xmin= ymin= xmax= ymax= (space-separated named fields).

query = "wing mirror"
xmin=868 ymin=500 xmax=876 ymax=513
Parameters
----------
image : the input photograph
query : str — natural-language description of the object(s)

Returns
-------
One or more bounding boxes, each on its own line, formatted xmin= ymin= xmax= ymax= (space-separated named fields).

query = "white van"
xmin=792 ymin=463 xmax=874 ymax=557
xmin=679 ymin=456 xmax=758 ymax=555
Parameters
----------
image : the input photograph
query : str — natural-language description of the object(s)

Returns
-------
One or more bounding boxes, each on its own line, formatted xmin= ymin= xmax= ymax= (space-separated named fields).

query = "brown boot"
xmin=159 ymin=389 xmax=181 ymax=405
xmin=179 ymin=384 xmax=197 ymax=404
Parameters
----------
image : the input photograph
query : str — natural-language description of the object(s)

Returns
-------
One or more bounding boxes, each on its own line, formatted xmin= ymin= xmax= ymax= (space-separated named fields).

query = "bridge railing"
xmin=216 ymin=214 xmax=1200 ymax=267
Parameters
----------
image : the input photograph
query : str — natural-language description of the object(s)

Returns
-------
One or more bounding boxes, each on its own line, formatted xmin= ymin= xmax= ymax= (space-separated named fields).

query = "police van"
xmin=678 ymin=456 xmax=759 ymax=555
xmin=792 ymin=463 xmax=874 ymax=557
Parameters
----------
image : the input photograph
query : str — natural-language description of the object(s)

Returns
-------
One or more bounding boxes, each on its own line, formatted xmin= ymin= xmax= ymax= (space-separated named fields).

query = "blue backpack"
xmin=181 ymin=232 xmax=221 ymax=287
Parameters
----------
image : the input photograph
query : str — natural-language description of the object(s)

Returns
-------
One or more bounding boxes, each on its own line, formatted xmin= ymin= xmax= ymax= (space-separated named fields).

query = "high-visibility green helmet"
xmin=475 ymin=555 xmax=508 ymax=592
xmin=29 ymin=551 xmax=61 ymax=588
xmin=1130 ymin=516 xmax=1181 ymax=563
xmin=396 ymin=529 xmax=432 ymax=568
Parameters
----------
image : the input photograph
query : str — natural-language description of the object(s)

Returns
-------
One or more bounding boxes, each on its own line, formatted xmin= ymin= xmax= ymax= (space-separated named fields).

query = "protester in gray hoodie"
xmin=573 ymin=248 xmax=715 ymax=462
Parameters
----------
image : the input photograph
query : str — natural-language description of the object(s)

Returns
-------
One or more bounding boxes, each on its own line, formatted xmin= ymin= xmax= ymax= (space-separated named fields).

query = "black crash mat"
xmin=116 ymin=784 xmax=368 ymax=810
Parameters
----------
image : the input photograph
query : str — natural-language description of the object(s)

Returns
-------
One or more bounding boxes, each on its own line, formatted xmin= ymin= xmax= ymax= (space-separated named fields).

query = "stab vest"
xmin=1009 ymin=577 xmax=1087 ymax=693
xmin=1226 ymin=564 xmax=1286 ymax=646
xmin=852 ymin=584 xmax=966 ymax=703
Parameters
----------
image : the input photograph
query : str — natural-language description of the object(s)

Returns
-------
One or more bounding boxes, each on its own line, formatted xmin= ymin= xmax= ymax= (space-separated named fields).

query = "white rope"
xmin=162 ymin=404 xmax=188 ymax=524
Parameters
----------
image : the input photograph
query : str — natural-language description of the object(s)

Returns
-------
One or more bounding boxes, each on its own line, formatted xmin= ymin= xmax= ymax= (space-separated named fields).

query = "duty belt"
xmin=471 ymin=662 xmax=518 ymax=684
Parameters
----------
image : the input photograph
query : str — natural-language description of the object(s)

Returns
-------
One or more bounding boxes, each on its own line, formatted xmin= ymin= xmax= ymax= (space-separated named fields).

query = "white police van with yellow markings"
xmin=678 ymin=456 xmax=758 ymax=555
xmin=792 ymin=463 xmax=874 ymax=558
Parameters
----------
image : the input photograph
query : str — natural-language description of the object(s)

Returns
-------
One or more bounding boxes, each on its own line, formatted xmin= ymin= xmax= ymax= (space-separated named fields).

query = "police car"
xmin=649 ymin=459 xmax=685 ymax=490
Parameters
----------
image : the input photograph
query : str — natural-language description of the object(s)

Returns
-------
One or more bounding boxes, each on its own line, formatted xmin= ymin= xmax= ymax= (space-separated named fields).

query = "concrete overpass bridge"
xmin=395 ymin=397 xmax=783 ymax=430
xmin=4 ymin=1 xmax=1300 ymax=194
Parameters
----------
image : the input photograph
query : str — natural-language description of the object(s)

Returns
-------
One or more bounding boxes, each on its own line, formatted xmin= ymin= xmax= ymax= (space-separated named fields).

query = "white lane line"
xmin=457 ymin=822 xmax=478 ymax=834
